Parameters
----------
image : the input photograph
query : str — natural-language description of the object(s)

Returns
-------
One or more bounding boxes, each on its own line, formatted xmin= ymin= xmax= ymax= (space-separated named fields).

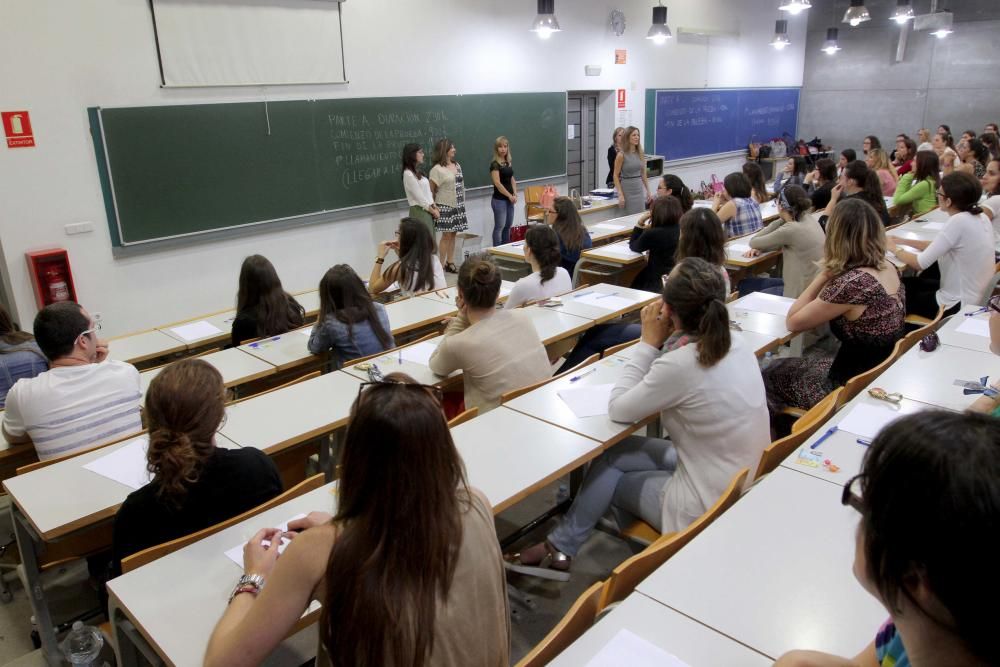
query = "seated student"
xmin=549 ymin=196 xmax=593 ymax=277
xmin=825 ymin=160 xmax=891 ymax=226
xmin=867 ymin=148 xmax=899 ymax=196
xmin=205 ymin=375 xmax=510 ymax=667
xmin=773 ymin=156 xmax=807 ymax=196
xmin=231 ymin=255 xmax=305 ymax=347
xmin=893 ymin=136 xmax=917 ymax=176
xmin=888 ymin=172 xmax=995 ymax=319
xmin=740 ymin=185 xmax=825 ymax=299
xmin=713 ymin=172 xmax=763 ymax=237
xmin=774 ymin=411 xmax=1000 ymax=667
xmin=837 ymin=148 xmax=857 ymax=178
xmin=916 ymin=128 xmax=933 ymax=153
xmin=892 ymin=150 xmax=940 ymax=217
xmin=981 ymin=131 xmax=1000 ymax=161
xmin=956 ymin=136 xmax=989 ymax=179
xmin=933 ymin=131 xmax=960 ymax=174
xmin=862 ymin=135 xmax=881 ymax=156
xmin=0 ymin=304 xmax=47 ymax=408
xmin=307 ymin=265 xmax=394 ymax=367
xmin=504 ymin=225 xmax=572 ymax=309
xmin=2 ymin=302 xmax=142 ymax=461
xmin=505 ymin=258 xmax=769 ymax=579
xmin=111 ymin=360 xmax=282 ymax=576
xmin=657 ymin=173 xmax=694 ymax=212
xmin=764 ymin=199 xmax=905 ymax=412
xmin=369 ymin=217 xmax=446 ymax=296
xmin=629 ymin=195 xmax=682 ymax=292
xmin=429 ymin=257 xmax=550 ymax=412
xmin=742 ymin=162 xmax=771 ymax=203
xmin=981 ymin=158 xmax=1000 ymax=244
xmin=804 ymin=157 xmax=837 ymax=210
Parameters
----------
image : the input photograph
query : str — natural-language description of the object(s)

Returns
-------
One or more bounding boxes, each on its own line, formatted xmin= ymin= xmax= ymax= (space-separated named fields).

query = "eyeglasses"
xmin=77 ymin=321 xmax=102 ymax=340
xmin=357 ymin=376 xmax=443 ymax=404
xmin=841 ymin=473 xmax=865 ymax=513
xmin=936 ymin=190 xmax=946 ymax=198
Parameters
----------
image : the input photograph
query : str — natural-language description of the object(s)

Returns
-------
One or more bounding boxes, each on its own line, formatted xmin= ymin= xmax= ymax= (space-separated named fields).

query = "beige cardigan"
xmin=748 ymin=215 xmax=826 ymax=298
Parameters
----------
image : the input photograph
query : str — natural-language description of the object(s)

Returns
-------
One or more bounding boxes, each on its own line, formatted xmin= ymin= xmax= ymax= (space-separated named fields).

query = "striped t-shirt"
xmin=875 ymin=619 xmax=910 ymax=667
xmin=3 ymin=360 xmax=142 ymax=461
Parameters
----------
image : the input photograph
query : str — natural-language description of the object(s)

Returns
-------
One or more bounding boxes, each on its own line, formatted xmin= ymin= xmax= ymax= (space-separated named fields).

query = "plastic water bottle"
xmin=60 ymin=621 xmax=103 ymax=666
xmin=760 ymin=351 xmax=774 ymax=370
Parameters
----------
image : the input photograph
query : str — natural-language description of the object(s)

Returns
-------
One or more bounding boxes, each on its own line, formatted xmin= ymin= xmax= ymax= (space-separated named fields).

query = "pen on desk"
xmin=569 ymin=367 xmax=597 ymax=383
xmin=595 ymin=291 xmax=620 ymax=300
xmin=398 ymin=350 xmax=402 ymax=364
xmin=965 ymin=307 xmax=988 ymax=316
xmin=729 ymin=320 xmax=742 ymax=331
xmin=511 ymin=242 xmax=524 ymax=247
xmin=574 ymin=291 xmax=594 ymax=298
xmin=856 ymin=437 xmax=872 ymax=447
xmin=810 ymin=425 xmax=838 ymax=449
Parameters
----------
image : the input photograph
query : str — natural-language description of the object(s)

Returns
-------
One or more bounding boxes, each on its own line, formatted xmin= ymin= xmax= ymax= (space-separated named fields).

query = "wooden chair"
xmin=726 ymin=290 xmax=740 ymax=303
xmin=904 ymin=304 xmax=944 ymax=329
xmin=754 ymin=387 xmax=842 ymax=480
xmin=514 ymin=580 xmax=605 ymax=667
xmin=602 ymin=468 xmax=749 ymax=607
xmin=524 ymin=185 xmax=548 ymax=223
xmin=446 ymin=406 xmax=478 ymax=428
xmin=897 ymin=308 xmax=946 ymax=355
xmin=121 ymin=473 xmax=325 ymax=573
xmin=835 ymin=339 xmax=907 ymax=409
xmin=602 ymin=337 xmax=640 ymax=358
xmin=499 ymin=353 xmax=599 ymax=404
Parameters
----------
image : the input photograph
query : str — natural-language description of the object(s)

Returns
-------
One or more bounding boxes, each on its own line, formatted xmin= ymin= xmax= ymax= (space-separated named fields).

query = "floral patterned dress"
xmin=764 ymin=269 xmax=906 ymax=412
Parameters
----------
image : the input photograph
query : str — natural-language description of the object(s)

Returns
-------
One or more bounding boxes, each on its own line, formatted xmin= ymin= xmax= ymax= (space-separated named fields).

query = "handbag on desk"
xmin=539 ymin=185 xmax=557 ymax=211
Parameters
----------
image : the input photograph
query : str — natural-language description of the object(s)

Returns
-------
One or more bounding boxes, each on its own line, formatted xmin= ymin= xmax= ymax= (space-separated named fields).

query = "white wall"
xmin=0 ymin=0 xmax=805 ymax=336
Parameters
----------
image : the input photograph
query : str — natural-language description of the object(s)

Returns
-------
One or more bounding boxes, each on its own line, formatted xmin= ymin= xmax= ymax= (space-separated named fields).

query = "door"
xmin=567 ymin=92 xmax=600 ymax=195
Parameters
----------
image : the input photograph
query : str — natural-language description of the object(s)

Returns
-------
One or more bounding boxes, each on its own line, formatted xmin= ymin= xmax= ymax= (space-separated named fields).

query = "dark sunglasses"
xmin=841 ymin=473 xmax=865 ymax=513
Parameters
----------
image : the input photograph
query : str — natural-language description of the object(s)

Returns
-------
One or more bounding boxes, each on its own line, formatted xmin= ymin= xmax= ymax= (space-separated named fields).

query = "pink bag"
xmin=539 ymin=185 xmax=558 ymax=210
xmin=709 ymin=174 xmax=724 ymax=194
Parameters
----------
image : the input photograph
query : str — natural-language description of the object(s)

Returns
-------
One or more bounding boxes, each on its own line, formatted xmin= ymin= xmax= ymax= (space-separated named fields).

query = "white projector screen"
xmin=150 ymin=0 xmax=347 ymax=87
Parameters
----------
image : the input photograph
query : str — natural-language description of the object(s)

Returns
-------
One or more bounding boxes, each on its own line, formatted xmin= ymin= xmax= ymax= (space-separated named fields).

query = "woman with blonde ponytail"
xmin=505 ymin=258 xmax=770 ymax=580
xmin=110 ymin=359 xmax=282 ymax=575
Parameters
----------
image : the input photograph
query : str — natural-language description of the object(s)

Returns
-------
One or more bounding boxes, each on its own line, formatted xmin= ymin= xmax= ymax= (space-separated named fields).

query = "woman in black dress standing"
xmin=605 ymin=127 xmax=625 ymax=187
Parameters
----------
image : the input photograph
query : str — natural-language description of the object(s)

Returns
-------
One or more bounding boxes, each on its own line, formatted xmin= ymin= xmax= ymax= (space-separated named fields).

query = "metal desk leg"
xmin=11 ymin=505 xmax=61 ymax=665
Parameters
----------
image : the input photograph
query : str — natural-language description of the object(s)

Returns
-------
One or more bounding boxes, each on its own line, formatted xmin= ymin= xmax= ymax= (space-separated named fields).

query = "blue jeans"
xmin=548 ymin=436 xmax=678 ymax=557
xmin=491 ymin=197 xmax=514 ymax=246
xmin=737 ymin=277 xmax=784 ymax=297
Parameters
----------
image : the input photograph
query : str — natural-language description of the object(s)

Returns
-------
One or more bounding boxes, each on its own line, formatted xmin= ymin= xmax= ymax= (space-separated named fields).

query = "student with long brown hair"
xmin=742 ymin=161 xmax=771 ymax=204
xmin=506 ymin=258 xmax=769 ymax=579
xmin=867 ymin=147 xmax=899 ymax=196
xmin=677 ymin=207 xmax=731 ymax=293
xmin=401 ymin=142 xmax=439 ymax=233
xmin=111 ymin=359 xmax=282 ymax=576
xmin=764 ymin=199 xmax=905 ymax=412
xmin=548 ymin=196 xmax=593 ymax=276
xmin=629 ymin=195 xmax=683 ymax=292
xmin=504 ymin=224 xmax=571 ymax=309
xmin=231 ymin=255 xmax=305 ymax=346
xmin=205 ymin=374 xmax=510 ymax=667
xmin=369 ymin=217 xmax=446 ymax=295
xmin=892 ymin=150 xmax=940 ymax=217
xmin=0 ymin=303 xmax=46 ymax=408
xmin=825 ymin=161 xmax=891 ymax=226
xmin=308 ymin=265 xmax=394 ymax=367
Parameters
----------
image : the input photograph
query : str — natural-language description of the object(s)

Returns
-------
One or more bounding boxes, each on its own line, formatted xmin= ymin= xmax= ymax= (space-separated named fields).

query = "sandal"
xmin=503 ymin=541 xmax=572 ymax=582
xmin=444 ymin=262 xmax=459 ymax=274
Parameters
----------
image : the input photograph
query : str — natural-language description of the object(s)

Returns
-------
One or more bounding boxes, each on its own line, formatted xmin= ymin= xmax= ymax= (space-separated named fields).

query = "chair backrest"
xmin=599 ymin=467 xmax=749 ymax=608
xmin=446 ymin=406 xmax=478 ymax=428
xmin=524 ymin=185 xmax=547 ymax=222
xmin=726 ymin=290 xmax=739 ymax=303
xmin=836 ymin=338 xmax=907 ymax=408
xmin=514 ymin=580 xmax=605 ymax=667
xmin=499 ymin=353 xmax=598 ymax=404
xmin=602 ymin=337 xmax=640 ymax=358
xmin=980 ymin=262 xmax=1000 ymax=306
xmin=228 ymin=370 xmax=320 ymax=406
xmin=755 ymin=387 xmax=841 ymax=479
xmin=122 ymin=473 xmax=325 ymax=573
xmin=897 ymin=307 xmax=946 ymax=355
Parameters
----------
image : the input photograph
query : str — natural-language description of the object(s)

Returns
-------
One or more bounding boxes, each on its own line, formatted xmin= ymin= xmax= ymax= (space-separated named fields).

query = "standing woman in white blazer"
xmin=401 ymin=143 xmax=439 ymax=235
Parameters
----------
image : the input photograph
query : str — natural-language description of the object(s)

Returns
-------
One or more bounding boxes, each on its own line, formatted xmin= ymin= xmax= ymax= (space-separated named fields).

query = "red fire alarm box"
xmin=26 ymin=249 xmax=77 ymax=309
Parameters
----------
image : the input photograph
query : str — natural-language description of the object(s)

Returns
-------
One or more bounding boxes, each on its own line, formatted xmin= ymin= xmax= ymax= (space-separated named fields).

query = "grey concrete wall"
xmin=798 ymin=0 xmax=1000 ymax=155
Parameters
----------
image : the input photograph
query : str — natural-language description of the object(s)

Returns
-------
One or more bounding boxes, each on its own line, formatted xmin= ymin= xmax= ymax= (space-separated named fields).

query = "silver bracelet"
xmin=228 ymin=573 xmax=265 ymax=604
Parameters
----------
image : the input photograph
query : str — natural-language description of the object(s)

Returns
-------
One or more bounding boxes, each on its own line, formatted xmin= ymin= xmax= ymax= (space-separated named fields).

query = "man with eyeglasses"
xmin=2 ymin=302 xmax=142 ymax=461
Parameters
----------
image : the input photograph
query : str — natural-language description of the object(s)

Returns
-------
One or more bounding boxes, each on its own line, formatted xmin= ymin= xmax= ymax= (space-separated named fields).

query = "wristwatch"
xmin=228 ymin=573 xmax=265 ymax=604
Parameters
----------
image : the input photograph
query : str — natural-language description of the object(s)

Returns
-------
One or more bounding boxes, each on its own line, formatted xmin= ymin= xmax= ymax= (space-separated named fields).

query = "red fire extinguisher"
xmin=44 ymin=265 xmax=70 ymax=303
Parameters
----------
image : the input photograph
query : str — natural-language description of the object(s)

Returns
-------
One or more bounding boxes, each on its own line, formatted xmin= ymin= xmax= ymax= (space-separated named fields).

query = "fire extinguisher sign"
xmin=2 ymin=111 xmax=36 ymax=148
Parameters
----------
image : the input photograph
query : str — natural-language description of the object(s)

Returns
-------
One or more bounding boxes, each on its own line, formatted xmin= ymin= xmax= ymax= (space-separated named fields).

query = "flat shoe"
xmin=444 ymin=262 xmax=459 ymax=273
xmin=503 ymin=541 xmax=571 ymax=582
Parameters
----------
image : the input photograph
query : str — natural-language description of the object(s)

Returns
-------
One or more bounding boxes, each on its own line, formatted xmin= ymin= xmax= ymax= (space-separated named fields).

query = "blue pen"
xmin=596 ymin=291 xmax=620 ymax=300
xmin=574 ymin=291 xmax=594 ymax=298
xmin=569 ymin=367 xmax=597 ymax=383
xmin=810 ymin=425 xmax=838 ymax=449
xmin=965 ymin=307 xmax=988 ymax=317
xmin=511 ymin=242 xmax=524 ymax=247
xmin=856 ymin=437 xmax=872 ymax=446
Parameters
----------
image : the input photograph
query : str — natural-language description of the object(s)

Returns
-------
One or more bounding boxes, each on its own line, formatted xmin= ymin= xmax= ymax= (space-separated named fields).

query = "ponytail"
xmin=779 ymin=185 xmax=812 ymax=221
xmin=147 ymin=428 xmax=213 ymax=507
xmin=941 ymin=172 xmax=985 ymax=215
xmin=524 ymin=225 xmax=562 ymax=284
xmin=663 ymin=257 xmax=732 ymax=368
xmin=697 ymin=299 xmax=732 ymax=367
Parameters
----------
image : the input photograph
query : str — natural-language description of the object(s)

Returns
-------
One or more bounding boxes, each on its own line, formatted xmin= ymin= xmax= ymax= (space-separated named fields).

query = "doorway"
xmin=567 ymin=92 xmax=600 ymax=195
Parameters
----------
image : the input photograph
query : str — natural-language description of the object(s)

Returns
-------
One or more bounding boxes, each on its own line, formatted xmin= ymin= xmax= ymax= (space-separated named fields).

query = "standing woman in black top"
xmin=231 ymin=255 xmax=305 ymax=346
xmin=629 ymin=196 xmax=683 ymax=292
xmin=605 ymin=127 xmax=625 ymax=187
xmin=489 ymin=136 xmax=517 ymax=246
xmin=110 ymin=359 xmax=282 ymax=576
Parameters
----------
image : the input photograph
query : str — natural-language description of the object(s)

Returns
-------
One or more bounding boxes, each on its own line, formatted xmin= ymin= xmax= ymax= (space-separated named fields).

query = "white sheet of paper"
xmin=692 ymin=200 xmax=713 ymax=208
xmin=399 ymin=340 xmax=439 ymax=366
xmin=572 ymin=292 xmax=636 ymax=312
xmin=224 ymin=513 xmax=308 ymax=568
xmin=836 ymin=403 xmax=905 ymax=439
xmin=82 ymin=438 xmax=152 ymax=490
xmin=297 ymin=328 xmax=313 ymax=337
xmin=923 ymin=222 xmax=945 ymax=231
xmin=557 ymin=383 xmax=615 ymax=418
xmin=955 ymin=318 xmax=991 ymax=337
xmin=736 ymin=292 xmax=794 ymax=317
xmin=591 ymin=223 xmax=627 ymax=231
xmin=728 ymin=243 xmax=751 ymax=253
xmin=500 ymin=285 xmax=513 ymax=298
xmin=169 ymin=320 xmax=223 ymax=342
xmin=596 ymin=245 xmax=639 ymax=259
xmin=585 ymin=629 xmax=690 ymax=667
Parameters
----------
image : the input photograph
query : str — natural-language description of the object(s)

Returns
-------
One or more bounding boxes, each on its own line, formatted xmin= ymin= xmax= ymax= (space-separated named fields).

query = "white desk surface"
xmin=107 ymin=330 xmax=187 ymax=365
xmin=554 ymin=284 xmax=659 ymax=323
xmin=139 ymin=347 xmax=276 ymax=397
xmin=4 ymin=432 xmax=240 ymax=541
xmin=586 ymin=212 xmax=643 ymax=243
xmin=872 ymin=343 xmax=997 ymax=412
xmin=292 ymin=289 xmax=320 ymax=316
xmin=158 ymin=310 xmax=235 ymax=348
xmin=339 ymin=337 xmax=449 ymax=387
xmin=727 ymin=304 xmax=792 ymax=341
xmin=581 ymin=240 xmax=646 ymax=265
xmin=384 ymin=296 xmax=456 ymax=334
xmin=451 ymin=407 xmax=601 ymax=513
xmin=759 ymin=199 xmax=779 ymax=221
xmin=636 ymin=467 xmax=886 ymax=660
xmin=724 ymin=238 xmax=781 ymax=269
xmin=579 ymin=197 xmax=621 ymax=217
xmin=108 ymin=483 xmax=336 ymax=667
xmin=518 ymin=305 xmax=594 ymax=345
xmin=505 ymin=355 xmax=649 ymax=446
xmin=937 ymin=308 xmax=994 ymax=354
xmin=219 ymin=371 xmax=363 ymax=453
xmin=549 ymin=593 xmax=772 ymax=667
xmin=416 ymin=281 xmax=515 ymax=305
xmin=238 ymin=327 xmax=315 ymax=371
xmin=489 ymin=240 xmax=527 ymax=261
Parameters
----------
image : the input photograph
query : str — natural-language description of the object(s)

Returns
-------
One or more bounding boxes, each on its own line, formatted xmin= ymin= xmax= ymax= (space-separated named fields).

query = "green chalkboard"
xmin=90 ymin=93 xmax=567 ymax=246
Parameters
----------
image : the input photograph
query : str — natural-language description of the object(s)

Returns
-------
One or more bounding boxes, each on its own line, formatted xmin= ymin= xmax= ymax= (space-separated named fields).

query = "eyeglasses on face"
xmin=936 ymin=190 xmax=946 ymax=198
xmin=841 ymin=473 xmax=865 ymax=513
xmin=78 ymin=321 xmax=102 ymax=340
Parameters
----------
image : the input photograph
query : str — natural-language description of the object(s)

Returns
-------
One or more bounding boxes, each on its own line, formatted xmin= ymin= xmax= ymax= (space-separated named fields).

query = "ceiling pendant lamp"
xmin=646 ymin=3 xmax=672 ymax=44
xmin=891 ymin=0 xmax=915 ymax=24
xmin=530 ymin=0 xmax=561 ymax=39
xmin=821 ymin=27 xmax=841 ymax=54
xmin=843 ymin=0 xmax=871 ymax=26
xmin=778 ymin=0 xmax=812 ymax=16
xmin=770 ymin=19 xmax=791 ymax=49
